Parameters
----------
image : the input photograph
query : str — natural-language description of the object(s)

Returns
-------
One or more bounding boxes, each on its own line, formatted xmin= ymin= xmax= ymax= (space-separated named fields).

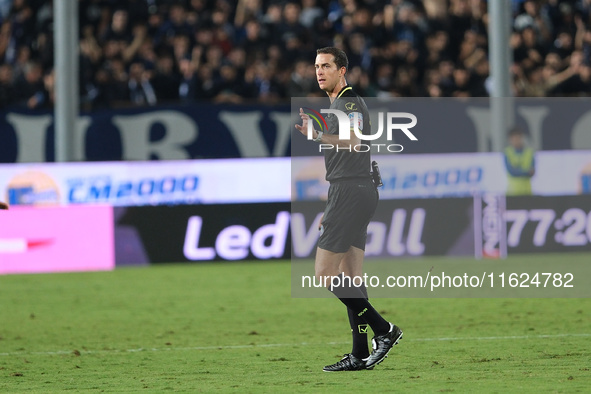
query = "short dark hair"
xmin=509 ymin=127 xmax=525 ymax=136
xmin=317 ymin=47 xmax=348 ymax=72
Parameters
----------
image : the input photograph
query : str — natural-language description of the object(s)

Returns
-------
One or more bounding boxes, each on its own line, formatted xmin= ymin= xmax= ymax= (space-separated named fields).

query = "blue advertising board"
xmin=2 ymin=98 xmax=591 ymax=162
xmin=0 ymin=103 xmax=292 ymax=162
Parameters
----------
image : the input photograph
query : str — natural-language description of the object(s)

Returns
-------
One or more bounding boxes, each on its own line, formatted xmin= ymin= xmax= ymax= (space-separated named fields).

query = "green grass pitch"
xmin=1 ymin=255 xmax=590 ymax=392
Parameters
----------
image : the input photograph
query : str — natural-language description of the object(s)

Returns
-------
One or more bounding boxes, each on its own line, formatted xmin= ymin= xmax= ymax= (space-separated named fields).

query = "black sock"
xmin=330 ymin=276 xmax=389 ymax=336
xmin=347 ymin=284 xmax=370 ymax=359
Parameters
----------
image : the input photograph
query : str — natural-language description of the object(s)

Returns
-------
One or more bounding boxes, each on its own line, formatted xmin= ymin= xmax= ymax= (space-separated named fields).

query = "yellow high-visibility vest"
xmin=505 ymin=146 xmax=534 ymax=195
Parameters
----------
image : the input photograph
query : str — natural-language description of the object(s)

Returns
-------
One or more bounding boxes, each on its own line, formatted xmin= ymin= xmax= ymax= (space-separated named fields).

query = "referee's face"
xmin=315 ymin=54 xmax=343 ymax=93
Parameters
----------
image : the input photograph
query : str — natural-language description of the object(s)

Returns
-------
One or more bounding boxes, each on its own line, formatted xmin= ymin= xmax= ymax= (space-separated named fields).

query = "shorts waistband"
xmin=329 ymin=176 xmax=372 ymax=185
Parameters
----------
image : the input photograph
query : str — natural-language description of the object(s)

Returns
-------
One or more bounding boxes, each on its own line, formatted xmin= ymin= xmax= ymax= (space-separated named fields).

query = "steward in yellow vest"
xmin=504 ymin=128 xmax=535 ymax=195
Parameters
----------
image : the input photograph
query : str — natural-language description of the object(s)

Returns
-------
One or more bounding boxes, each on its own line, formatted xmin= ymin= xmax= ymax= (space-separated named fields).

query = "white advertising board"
xmin=0 ymin=158 xmax=291 ymax=206
xmin=292 ymin=150 xmax=591 ymax=200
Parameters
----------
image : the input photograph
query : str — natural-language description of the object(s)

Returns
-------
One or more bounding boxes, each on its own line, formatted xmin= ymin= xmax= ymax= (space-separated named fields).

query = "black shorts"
xmin=318 ymin=178 xmax=378 ymax=253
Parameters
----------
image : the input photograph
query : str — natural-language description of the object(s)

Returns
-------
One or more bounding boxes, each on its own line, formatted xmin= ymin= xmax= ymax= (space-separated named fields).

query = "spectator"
xmin=278 ymin=1 xmax=308 ymax=49
xmin=261 ymin=2 xmax=282 ymax=44
xmin=13 ymin=60 xmax=44 ymax=108
xmin=300 ymin=0 xmax=323 ymax=29
xmin=178 ymin=55 xmax=200 ymax=102
xmin=286 ymin=58 xmax=315 ymax=97
xmin=0 ymin=62 xmax=13 ymax=108
xmin=41 ymin=67 xmax=55 ymax=107
xmin=103 ymin=57 xmax=130 ymax=106
xmin=347 ymin=65 xmax=378 ymax=97
xmin=424 ymin=30 xmax=450 ymax=70
xmin=447 ymin=0 xmax=475 ymax=61
xmin=0 ymin=20 xmax=15 ymax=63
xmin=204 ymin=44 xmax=223 ymax=71
xmin=252 ymin=60 xmax=283 ymax=103
xmin=234 ymin=0 xmax=262 ymax=29
xmin=212 ymin=64 xmax=243 ymax=103
xmin=226 ymin=46 xmax=246 ymax=78
xmin=239 ymin=19 xmax=267 ymax=64
xmin=0 ymin=0 xmax=12 ymax=23
xmin=8 ymin=0 xmax=35 ymax=49
xmin=127 ymin=60 xmax=156 ymax=106
xmin=157 ymin=2 xmax=193 ymax=44
xmin=211 ymin=9 xmax=234 ymax=55
xmin=514 ymin=0 xmax=553 ymax=42
xmin=101 ymin=8 xmax=131 ymax=43
xmin=151 ymin=53 xmax=179 ymax=103
xmin=347 ymin=32 xmax=372 ymax=70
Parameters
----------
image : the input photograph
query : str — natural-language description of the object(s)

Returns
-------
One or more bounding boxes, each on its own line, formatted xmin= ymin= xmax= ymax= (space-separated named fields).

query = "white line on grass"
xmin=0 ymin=333 xmax=589 ymax=357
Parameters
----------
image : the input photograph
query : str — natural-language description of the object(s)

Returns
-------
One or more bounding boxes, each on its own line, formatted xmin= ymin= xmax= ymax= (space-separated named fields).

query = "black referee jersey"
xmin=323 ymin=85 xmax=372 ymax=183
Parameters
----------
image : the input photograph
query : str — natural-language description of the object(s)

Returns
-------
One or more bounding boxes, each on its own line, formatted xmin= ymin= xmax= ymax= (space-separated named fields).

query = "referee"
xmin=296 ymin=47 xmax=402 ymax=372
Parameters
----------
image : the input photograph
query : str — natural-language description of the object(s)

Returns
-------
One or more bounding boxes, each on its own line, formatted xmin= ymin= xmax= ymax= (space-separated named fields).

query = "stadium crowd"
xmin=1 ymin=0 xmax=591 ymax=109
